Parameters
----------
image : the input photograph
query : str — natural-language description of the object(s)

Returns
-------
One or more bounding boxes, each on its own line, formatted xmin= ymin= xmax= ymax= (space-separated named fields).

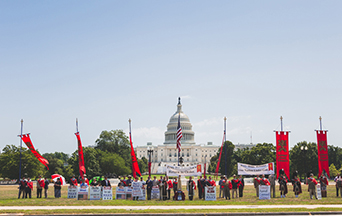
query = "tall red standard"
xmin=129 ymin=119 xmax=141 ymax=178
xmin=215 ymin=117 xmax=226 ymax=178
xmin=275 ymin=131 xmax=290 ymax=179
xmin=20 ymin=134 xmax=49 ymax=170
xmin=75 ymin=132 xmax=86 ymax=177
xmin=316 ymin=130 xmax=330 ymax=178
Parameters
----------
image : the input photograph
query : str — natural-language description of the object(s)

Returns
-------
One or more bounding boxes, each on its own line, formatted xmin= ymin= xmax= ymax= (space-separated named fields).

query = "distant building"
xmin=234 ymin=143 xmax=256 ymax=151
xmin=135 ymin=98 xmax=219 ymax=173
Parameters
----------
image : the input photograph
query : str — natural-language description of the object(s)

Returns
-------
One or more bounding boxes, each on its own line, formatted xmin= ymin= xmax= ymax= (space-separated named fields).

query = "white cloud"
xmin=126 ymin=127 xmax=165 ymax=145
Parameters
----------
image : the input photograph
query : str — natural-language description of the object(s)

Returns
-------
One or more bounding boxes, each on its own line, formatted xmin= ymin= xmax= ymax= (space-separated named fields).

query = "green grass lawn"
xmin=1 ymin=183 xmax=342 ymax=207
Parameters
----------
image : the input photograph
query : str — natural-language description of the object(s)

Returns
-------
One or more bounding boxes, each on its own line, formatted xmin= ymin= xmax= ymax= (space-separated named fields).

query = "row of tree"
xmin=0 ymin=130 xmax=147 ymax=181
xmin=208 ymin=141 xmax=342 ymax=179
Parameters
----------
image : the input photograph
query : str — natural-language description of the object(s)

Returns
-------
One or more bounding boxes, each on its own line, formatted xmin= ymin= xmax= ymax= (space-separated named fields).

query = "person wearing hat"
xmin=319 ymin=173 xmax=329 ymax=197
xmin=197 ymin=175 xmax=203 ymax=199
xmin=126 ymin=175 xmax=132 ymax=187
xmin=307 ymin=173 xmax=318 ymax=199
xmin=83 ymin=174 xmax=89 ymax=186
xmin=238 ymin=175 xmax=244 ymax=198
xmin=70 ymin=175 xmax=78 ymax=186
xmin=223 ymin=176 xmax=232 ymax=200
xmin=231 ymin=174 xmax=239 ymax=199
xmin=37 ymin=175 xmax=45 ymax=198
xmin=278 ymin=172 xmax=288 ymax=198
xmin=291 ymin=171 xmax=302 ymax=198
xmin=44 ymin=177 xmax=49 ymax=198
xmin=101 ymin=176 xmax=111 ymax=187
xmin=219 ymin=176 xmax=225 ymax=198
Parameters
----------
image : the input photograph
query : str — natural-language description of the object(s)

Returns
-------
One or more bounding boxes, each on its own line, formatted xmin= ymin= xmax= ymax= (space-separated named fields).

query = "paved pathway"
xmin=1 ymin=204 xmax=342 ymax=210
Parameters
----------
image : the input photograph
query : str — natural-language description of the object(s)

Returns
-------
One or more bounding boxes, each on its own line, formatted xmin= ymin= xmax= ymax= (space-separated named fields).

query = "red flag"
xmin=215 ymin=131 xmax=225 ymax=177
xmin=316 ymin=130 xmax=330 ymax=178
xmin=75 ymin=132 xmax=86 ymax=177
xmin=20 ymin=134 xmax=49 ymax=170
xmin=129 ymin=123 xmax=141 ymax=178
xmin=275 ymin=131 xmax=290 ymax=179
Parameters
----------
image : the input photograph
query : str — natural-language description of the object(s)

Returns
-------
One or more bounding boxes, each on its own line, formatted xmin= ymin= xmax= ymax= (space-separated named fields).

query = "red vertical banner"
xmin=316 ymin=130 xmax=330 ymax=178
xmin=275 ymin=131 xmax=290 ymax=179
xmin=21 ymin=134 xmax=49 ymax=170
xmin=75 ymin=132 xmax=86 ymax=177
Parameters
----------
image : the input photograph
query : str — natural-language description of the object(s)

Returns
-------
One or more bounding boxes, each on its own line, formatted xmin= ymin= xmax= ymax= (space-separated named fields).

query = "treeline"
xmin=208 ymin=141 xmax=342 ymax=179
xmin=0 ymin=130 xmax=147 ymax=181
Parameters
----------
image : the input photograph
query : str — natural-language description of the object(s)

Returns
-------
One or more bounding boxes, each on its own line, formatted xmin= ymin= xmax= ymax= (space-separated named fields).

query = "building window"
xmin=196 ymin=159 xmax=197 ymax=161
xmin=196 ymin=154 xmax=197 ymax=156
xmin=182 ymin=153 xmax=184 ymax=157
xmin=187 ymin=158 xmax=189 ymax=161
xmin=161 ymin=153 xmax=163 ymax=156
xmin=169 ymin=159 xmax=171 ymax=161
xmin=210 ymin=154 xmax=211 ymax=157
xmin=169 ymin=154 xmax=171 ymax=157
xmin=161 ymin=159 xmax=163 ymax=161
xmin=187 ymin=154 xmax=189 ymax=157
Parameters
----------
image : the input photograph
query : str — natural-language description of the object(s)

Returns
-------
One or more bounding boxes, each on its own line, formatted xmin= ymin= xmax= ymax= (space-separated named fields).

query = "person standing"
xmin=253 ymin=175 xmax=260 ymax=197
xmin=18 ymin=177 xmax=26 ymax=199
xmin=132 ymin=177 xmax=139 ymax=201
xmin=44 ymin=177 xmax=49 ymax=198
xmin=25 ymin=177 xmax=33 ymax=198
xmin=101 ymin=176 xmax=111 ymax=187
xmin=197 ymin=175 xmax=203 ymax=199
xmin=268 ymin=174 xmax=276 ymax=198
xmin=238 ymin=175 xmax=244 ymax=197
xmin=231 ymin=175 xmax=239 ymax=199
xmin=54 ymin=178 xmax=62 ymax=198
xmin=209 ymin=176 xmax=216 ymax=186
xmin=223 ymin=176 xmax=231 ymax=200
xmin=172 ymin=177 xmax=178 ymax=198
xmin=319 ymin=174 xmax=329 ymax=197
xmin=37 ymin=175 xmax=44 ymax=198
xmin=291 ymin=173 xmax=302 ymax=198
xmin=166 ymin=176 xmax=172 ymax=200
xmin=146 ymin=176 xmax=153 ymax=200
xmin=307 ymin=173 xmax=318 ymax=199
xmin=83 ymin=174 xmax=89 ymax=186
xmin=187 ymin=176 xmax=196 ymax=201
xmin=335 ymin=174 xmax=342 ymax=197
xmin=126 ymin=175 xmax=132 ymax=187
xmin=70 ymin=175 xmax=78 ymax=186
xmin=219 ymin=176 xmax=225 ymax=198
xmin=278 ymin=173 xmax=288 ymax=198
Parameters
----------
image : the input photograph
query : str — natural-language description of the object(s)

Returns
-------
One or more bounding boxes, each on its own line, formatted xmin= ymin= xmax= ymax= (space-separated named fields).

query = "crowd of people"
xmin=17 ymin=171 xmax=342 ymax=200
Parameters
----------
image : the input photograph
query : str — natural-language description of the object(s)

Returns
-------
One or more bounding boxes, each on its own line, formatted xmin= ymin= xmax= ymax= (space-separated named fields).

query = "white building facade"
xmin=135 ymin=98 xmax=219 ymax=173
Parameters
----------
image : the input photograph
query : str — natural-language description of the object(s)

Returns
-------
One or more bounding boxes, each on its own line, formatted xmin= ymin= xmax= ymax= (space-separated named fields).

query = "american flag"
xmin=177 ymin=113 xmax=183 ymax=152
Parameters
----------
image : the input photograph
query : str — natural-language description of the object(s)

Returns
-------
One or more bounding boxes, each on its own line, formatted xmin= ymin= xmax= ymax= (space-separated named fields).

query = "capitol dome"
xmin=164 ymin=98 xmax=195 ymax=145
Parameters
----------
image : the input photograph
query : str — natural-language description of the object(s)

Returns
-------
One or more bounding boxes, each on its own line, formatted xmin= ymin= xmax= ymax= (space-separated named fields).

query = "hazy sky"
xmin=1 ymin=1 xmax=341 ymax=155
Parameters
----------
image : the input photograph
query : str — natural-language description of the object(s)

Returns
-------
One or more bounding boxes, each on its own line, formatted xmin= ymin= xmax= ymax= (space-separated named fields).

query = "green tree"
xmin=98 ymin=151 xmax=130 ymax=177
xmin=42 ymin=152 xmax=70 ymax=177
xmin=241 ymin=143 xmax=276 ymax=165
xmin=209 ymin=141 xmax=235 ymax=177
xmin=68 ymin=147 xmax=101 ymax=179
xmin=328 ymin=145 xmax=342 ymax=170
xmin=290 ymin=141 xmax=318 ymax=178
xmin=329 ymin=163 xmax=339 ymax=178
xmin=0 ymin=145 xmax=45 ymax=180
xmin=138 ymin=157 xmax=148 ymax=174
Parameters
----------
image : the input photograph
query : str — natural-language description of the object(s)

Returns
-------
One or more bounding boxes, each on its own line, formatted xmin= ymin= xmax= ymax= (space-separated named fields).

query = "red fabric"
xmin=227 ymin=181 xmax=232 ymax=190
xmin=308 ymin=177 xmax=318 ymax=185
xmin=261 ymin=178 xmax=270 ymax=185
xmin=21 ymin=134 xmax=49 ymax=170
xmin=75 ymin=132 xmax=86 ymax=177
xmin=321 ymin=176 xmax=329 ymax=185
xmin=27 ymin=181 xmax=33 ymax=189
xmin=38 ymin=179 xmax=45 ymax=188
xmin=85 ymin=178 xmax=89 ymax=185
xmin=167 ymin=180 xmax=173 ymax=188
xmin=209 ymin=180 xmax=216 ymax=186
xmin=129 ymin=131 xmax=141 ymax=178
xmin=71 ymin=178 xmax=78 ymax=186
xmin=254 ymin=177 xmax=261 ymax=184
xmin=276 ymin=131 xmax=290 ymax=179
xmin=148 ymin=161 xmax=151 ymax=176
xmin=317 ymin=130 xmax=330 ymax=178
xmin=215 ymin=131 xmax=225 ymax=176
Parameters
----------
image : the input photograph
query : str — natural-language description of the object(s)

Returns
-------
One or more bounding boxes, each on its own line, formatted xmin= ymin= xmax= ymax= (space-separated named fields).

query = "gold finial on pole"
xmin=21 ymin=119 xmax=23 ymax=123
xmin=319 ymin=116 xmax=322 ymax=130
xmin=224 ymin=117 xmax=227 ymax=121
xmin=129 ymin=118 xmax=131 ymax=123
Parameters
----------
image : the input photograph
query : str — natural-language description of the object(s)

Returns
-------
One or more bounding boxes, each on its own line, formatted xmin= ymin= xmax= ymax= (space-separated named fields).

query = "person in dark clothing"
xmin=238 ymin=175 xmax=244 ymax=197
xmin=146 ymin=176 xmax=153 ymax=200
xmin=44 ymin=177 xmax=49 ymax=198
xmin=25 ymin=177 xmax=33 ymax=198
xmin=18 ymin=177 xmax=26 ymax=199
xmin=101 ymin=176 xmax=111 ymax=187
xmin=54 ymin=178 xmax=62 ymax=198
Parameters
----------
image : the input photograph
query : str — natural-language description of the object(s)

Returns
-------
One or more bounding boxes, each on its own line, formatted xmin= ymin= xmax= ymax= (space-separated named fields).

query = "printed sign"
xmin=238 ymin=162 xmax=275 ymax=176
xmin=115 ymin=186 xmax=126 ymax=199
xmin=67 ymin=186 xmax=77 ymax=199
xmin=89 ymin=186 xmax=101 ymax=200
xmin=125 ymin=187 xmax=133 ymax=200
xmin=166 ymin=165 xmax=202 ymax=176
xmin=317 ymin=184 xmax=322 ymax=200
xmin=77 ymin=186 xmax=89 ymax=200
xmin=102 ymin=186 xmax=113 ymax=200
xmin=204 ymin=186 xmax=216 ymax=201
xmin=132 ymin=182 xmax=142 ymax=197
xmin=151 ymin=185 xmax=160 ymax=199
xmin=259 ymin=185 xmax=271 ymax=200
xmin=139 ymin=184 xmax=146 ymax=200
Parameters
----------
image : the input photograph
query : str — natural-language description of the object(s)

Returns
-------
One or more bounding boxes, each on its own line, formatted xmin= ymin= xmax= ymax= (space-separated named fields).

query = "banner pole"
xmin=18 ymin=119 xmax=23 ymax=183
xmin=224 ymin=117 xmax=227 ymax=176
xmin=76 ymin=118 xmax=79 ymax=133
xmin=280 ymin=116 xmax=283 ymax=132
xmin=319 ymin=116 xmax=322 ymax=131
xmin=129 ymin=119 xmax=134 ymax=177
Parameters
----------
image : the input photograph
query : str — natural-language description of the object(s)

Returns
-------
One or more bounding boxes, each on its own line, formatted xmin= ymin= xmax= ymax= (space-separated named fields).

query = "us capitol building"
xmin=135 ymin=98 xmax=220 ymax=173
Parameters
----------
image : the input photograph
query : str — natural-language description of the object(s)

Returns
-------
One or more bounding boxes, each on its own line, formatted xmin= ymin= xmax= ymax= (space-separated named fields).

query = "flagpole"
xmin=319 ymin=116 xmax=322 ymax=131
xmin=224 ymin=117 xmax=227 ymax=176
xmin=129 ymin=119 xmax=134 ymax=176
xmin=76 ymin=118 xmax=79 ymax=133
xmin=18 ymin=119 xmax=23 ymax=183
xmin=280 ymin=116 xmax=283 ymax=132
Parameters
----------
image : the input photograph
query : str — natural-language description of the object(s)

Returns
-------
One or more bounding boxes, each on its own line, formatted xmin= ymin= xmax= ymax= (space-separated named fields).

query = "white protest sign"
xmin=166 ymin=165 xmax=201 ymax=177
xmin=125 ymin=187 xmax=133 ymax=200
xmin=67 ymin=186 xmax=77 ymax=199
xmin=317 ymin=184 xmax=322 ymax=200
xmin=139 ymin=184 xmax=146 ymax=200
xmin=132 ymin=182 xmax=142 ymax=197
xmin=259 ymin=185 xmax=271 ymax=200
xmin=204 ymin=186 xmax=216 ymax=201
xmin=151 ymin=185 xmax=160 ymax=199
xmin=89 ymin=186 xmax=101 ymax=200
xmin=238 ymin=162 xmax=275 ymax=176
xmin=115 ymin=186 xmax=126 ymax=199
xmin=102 ymin=186 xmax=113 ymax=200
xmin=77 ymin=186 xmax=89 ymax=200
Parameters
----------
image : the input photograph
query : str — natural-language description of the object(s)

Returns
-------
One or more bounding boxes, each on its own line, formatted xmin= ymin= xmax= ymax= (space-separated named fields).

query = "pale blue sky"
xmin=1 ymin=1 xmax=341 ymax=154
